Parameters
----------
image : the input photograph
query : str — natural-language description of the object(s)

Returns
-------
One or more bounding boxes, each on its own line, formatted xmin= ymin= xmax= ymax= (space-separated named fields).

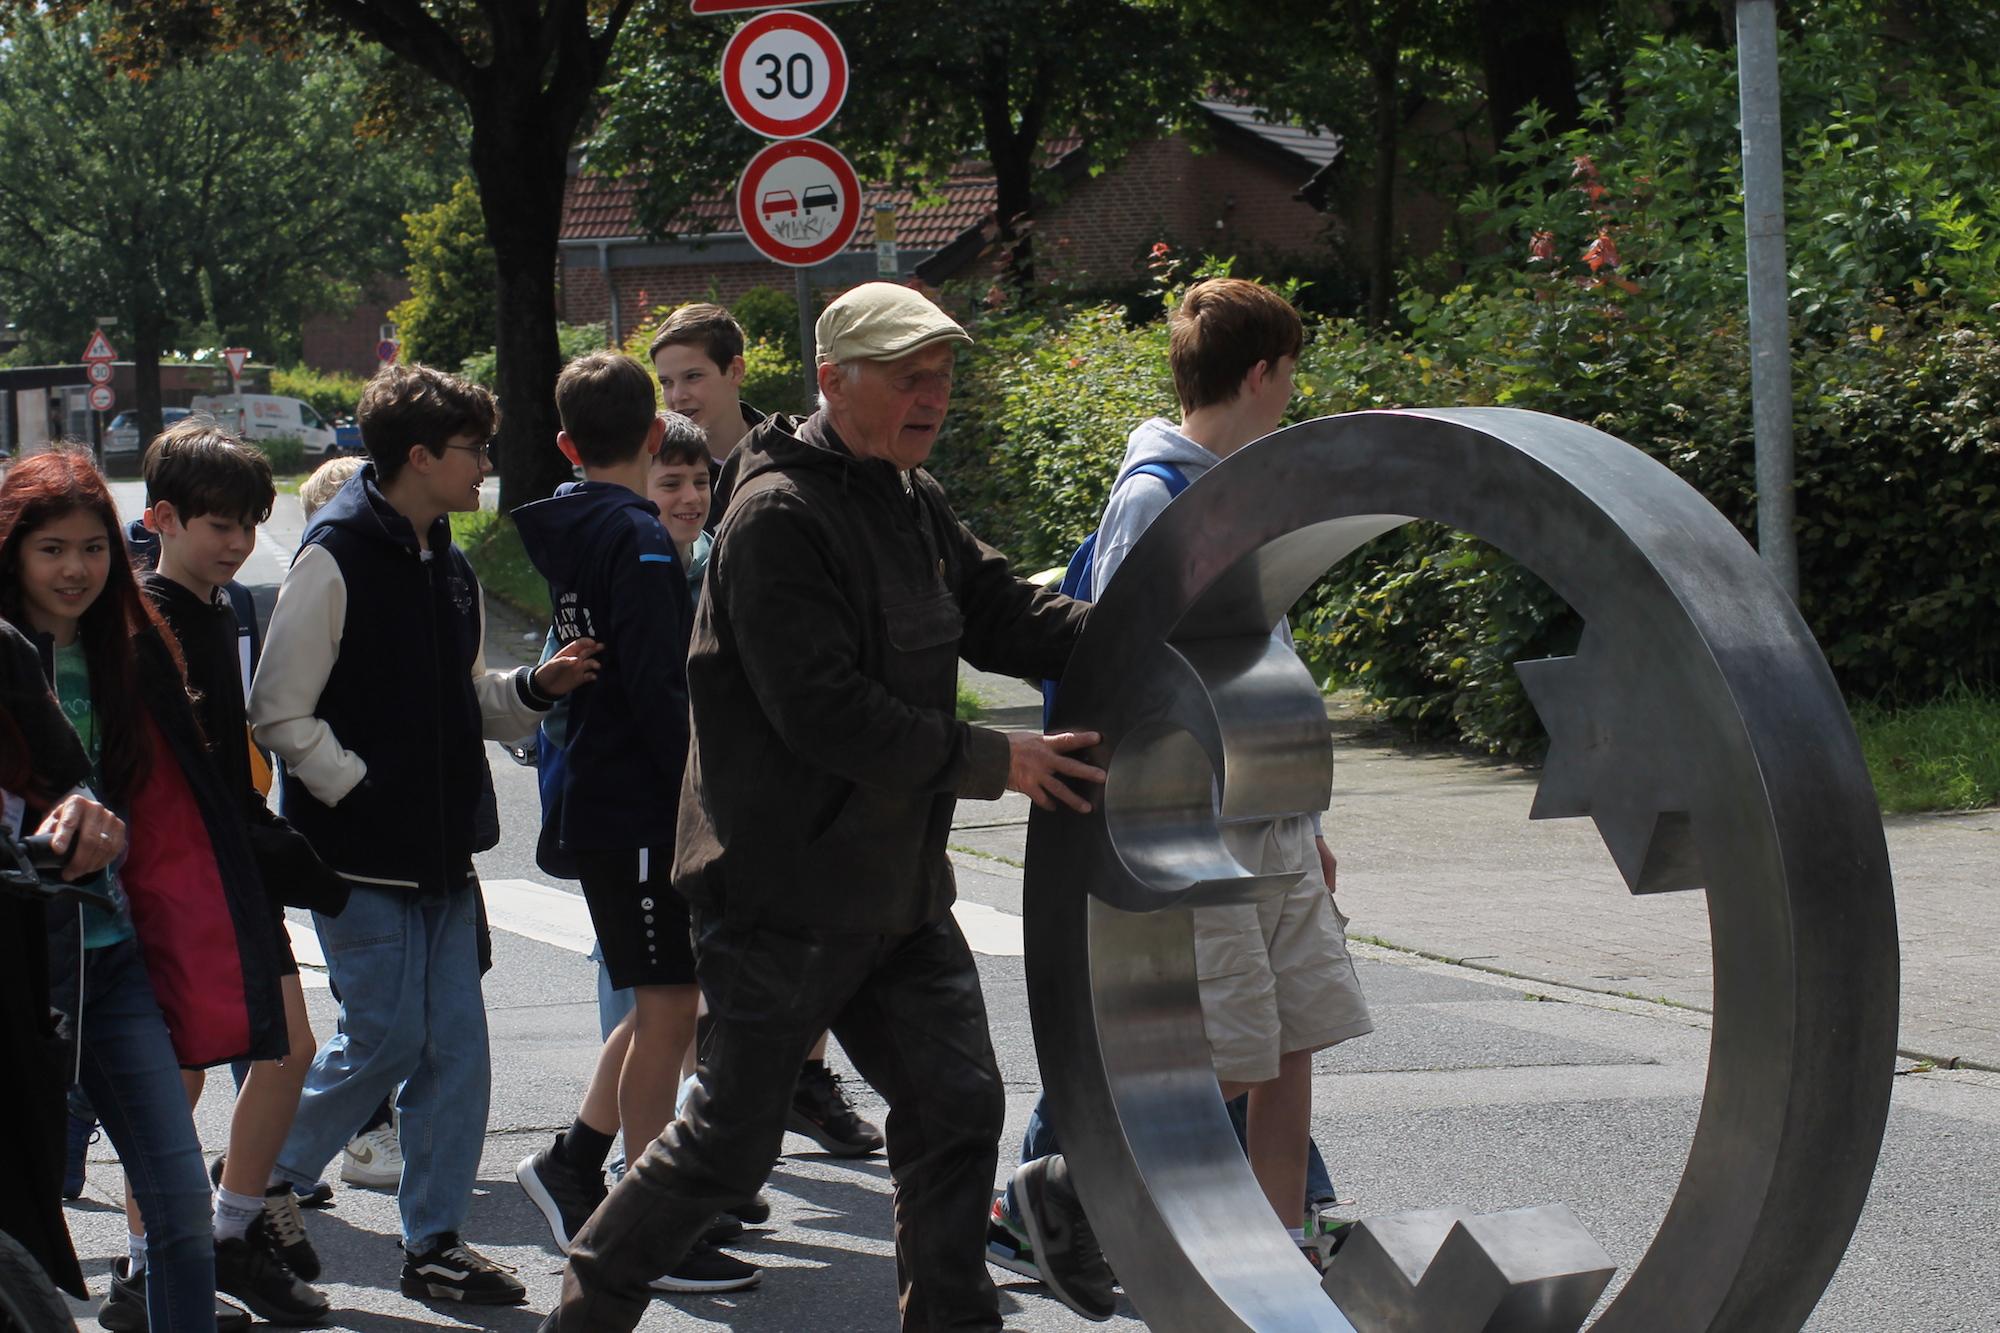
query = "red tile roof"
xmin=562 ymin=157 xmax=1012 ymax=253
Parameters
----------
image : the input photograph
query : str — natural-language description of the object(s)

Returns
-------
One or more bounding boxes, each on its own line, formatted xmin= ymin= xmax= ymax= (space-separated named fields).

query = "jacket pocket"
xmin=881 ymin=590 xmax=963 ymax=703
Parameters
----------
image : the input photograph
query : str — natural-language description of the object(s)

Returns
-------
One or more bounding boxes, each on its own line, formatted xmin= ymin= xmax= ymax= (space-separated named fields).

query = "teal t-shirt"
xmin=52 ymin=641 xmax=132 ymax=948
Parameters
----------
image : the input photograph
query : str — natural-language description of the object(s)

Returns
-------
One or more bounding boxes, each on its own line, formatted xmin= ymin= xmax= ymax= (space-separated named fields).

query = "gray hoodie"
xmin=1090 ymin=416 xmax=1323 ymax=835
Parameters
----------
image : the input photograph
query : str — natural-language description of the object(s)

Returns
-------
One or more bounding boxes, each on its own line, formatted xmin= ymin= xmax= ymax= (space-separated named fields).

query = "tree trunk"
xmin=470 ymin=113 xmax=575 ymax=515
xmin=132 ymin=309 xmax=165 ymax=467
xmin=1366 ymin=47 xmax=1401 ymax=327
xmin=1476 ymin=0 xmax=1584 ymax=155
xmin=991 ymin=134 xmax=1038 ymax=291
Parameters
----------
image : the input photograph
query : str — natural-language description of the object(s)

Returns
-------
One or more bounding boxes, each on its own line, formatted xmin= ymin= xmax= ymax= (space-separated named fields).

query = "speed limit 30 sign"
xmin=720 ymin=10 xmax=848 ymax=139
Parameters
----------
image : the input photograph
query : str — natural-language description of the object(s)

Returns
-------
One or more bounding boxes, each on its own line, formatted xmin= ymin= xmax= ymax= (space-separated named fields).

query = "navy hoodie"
xmin=512 ymin=481 xmax=693 ymax=851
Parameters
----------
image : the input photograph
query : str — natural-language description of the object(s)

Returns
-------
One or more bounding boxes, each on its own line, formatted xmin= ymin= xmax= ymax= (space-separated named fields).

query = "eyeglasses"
xmin=440 ymin=439 xmax=497 ymax=463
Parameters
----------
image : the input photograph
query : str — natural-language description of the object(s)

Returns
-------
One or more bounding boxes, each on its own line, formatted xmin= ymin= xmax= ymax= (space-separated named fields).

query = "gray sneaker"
xmin=1011 ymin=1156 xmax=1116 ymax=1321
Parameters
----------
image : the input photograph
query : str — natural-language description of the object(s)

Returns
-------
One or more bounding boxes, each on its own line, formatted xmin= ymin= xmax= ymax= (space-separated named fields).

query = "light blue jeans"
xmin=273 ymin=883 xmax=489 ymax=1252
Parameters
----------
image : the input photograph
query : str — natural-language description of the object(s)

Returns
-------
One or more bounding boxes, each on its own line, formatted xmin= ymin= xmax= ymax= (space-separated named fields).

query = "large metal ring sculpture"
xmin=1025 ymin=408 xmax=1898 ymax=1331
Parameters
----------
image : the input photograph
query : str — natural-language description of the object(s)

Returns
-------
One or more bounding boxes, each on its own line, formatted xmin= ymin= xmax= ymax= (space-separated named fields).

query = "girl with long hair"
xmin=0 ymin=448 xmax=286 ymax=1331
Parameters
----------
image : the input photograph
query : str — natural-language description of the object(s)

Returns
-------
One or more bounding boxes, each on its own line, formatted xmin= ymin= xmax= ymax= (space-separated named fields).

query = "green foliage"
xmin=738 ymin=339 xmax=811 ymax=419
xmin=449 ymin=510 xmax=550 ymax=620
xmin=460 ymin=324 xmax=606 ymax=390
xmin=955 ymin=678 xmax=986 ymax=722
xmin=390 ymin=179 xmax=496 ymax=372
xmin=254 ymin=435 xmax=306 ymax=476
xmin=269 ymin=367 xmax=368 ymax=422
xmin=1853 ymin=685 xmax=2000 ymax=813
xmin=730 ymin=287 xmax=803 ymax=362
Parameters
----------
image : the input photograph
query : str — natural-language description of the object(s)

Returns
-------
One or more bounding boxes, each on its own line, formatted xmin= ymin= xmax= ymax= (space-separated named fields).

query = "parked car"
xmin=188 ymin=394 xmax=340 ymax=464
xmin=101 ymin=407 xmax=193 ymax=472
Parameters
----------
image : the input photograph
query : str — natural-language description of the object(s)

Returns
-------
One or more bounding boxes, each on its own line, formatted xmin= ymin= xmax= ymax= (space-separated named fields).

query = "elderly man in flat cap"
xmin=545 ymin=283 xmax=1104 ymax=1331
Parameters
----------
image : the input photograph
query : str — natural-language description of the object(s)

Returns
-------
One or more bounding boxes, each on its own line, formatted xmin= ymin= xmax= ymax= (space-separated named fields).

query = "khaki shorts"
xmin=1193 ymin=816 xmax=1373 ymax=1084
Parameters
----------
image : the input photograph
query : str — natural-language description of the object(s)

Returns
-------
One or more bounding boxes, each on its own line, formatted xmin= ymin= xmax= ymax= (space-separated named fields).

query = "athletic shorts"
xmin=1193 ymin=816 xmax=1372 ymax=1084
xmin=574 ymin=847 xmax=696 ymax=989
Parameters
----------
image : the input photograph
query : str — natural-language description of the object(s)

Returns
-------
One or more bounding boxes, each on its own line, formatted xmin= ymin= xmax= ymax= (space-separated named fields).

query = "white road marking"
xmin=477 ymin=877 xmax=1026 ymax=958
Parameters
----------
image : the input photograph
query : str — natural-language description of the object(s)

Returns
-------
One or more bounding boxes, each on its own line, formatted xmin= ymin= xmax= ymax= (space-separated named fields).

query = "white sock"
xmin=1287 ymin=1225 xmax=1308 ymax=1244
xmin=127 ymin=1231 xmax=147 ymax=1273
xmin=214 ymin=1185 xmax=265 ymax=1243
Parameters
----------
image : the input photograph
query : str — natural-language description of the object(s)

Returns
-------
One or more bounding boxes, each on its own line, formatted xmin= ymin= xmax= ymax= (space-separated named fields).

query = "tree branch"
xmin=313 ymin=0 xmax=477 ymax=93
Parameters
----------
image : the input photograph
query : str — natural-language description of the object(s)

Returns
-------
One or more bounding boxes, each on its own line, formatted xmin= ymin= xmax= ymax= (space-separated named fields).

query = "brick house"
xmin=557 ymin=100 xmax=1343 ymax=344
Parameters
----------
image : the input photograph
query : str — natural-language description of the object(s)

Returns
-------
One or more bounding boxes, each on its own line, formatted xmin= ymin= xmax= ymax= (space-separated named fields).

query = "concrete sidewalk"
xmin=958 ymin=664 xmax=1998 ymax=1071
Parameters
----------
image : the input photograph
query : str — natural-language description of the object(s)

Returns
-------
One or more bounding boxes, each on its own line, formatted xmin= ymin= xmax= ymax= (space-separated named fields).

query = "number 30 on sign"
xmin=719 ymin=10 xmax=848 ymax=140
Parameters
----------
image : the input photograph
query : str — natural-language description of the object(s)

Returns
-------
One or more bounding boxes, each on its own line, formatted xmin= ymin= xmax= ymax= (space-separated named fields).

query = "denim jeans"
xmin=55 ymin=937 xmax=216 ymax=1331
xmin=273 ymin=883 xmax=489 ymax=1252
xmin=555 ymin=913 xmax=1005 ymax=1333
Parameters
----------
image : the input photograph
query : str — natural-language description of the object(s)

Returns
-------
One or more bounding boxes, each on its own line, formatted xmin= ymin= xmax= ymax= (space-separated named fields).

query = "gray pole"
xmin=796 ymin=267 xmax=817 ymax=411
xmin=1736 ymin=0 xmax=1797 ymax=599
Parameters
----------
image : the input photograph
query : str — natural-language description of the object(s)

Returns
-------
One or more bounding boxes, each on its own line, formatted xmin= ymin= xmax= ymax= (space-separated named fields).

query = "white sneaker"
xmin=340 ymin=1125 xmax=402 ymax=1188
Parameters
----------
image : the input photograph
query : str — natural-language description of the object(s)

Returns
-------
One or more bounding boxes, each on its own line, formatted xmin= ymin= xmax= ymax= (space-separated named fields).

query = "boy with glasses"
xmin=249 ymin=363 xmax=600 ymax=1305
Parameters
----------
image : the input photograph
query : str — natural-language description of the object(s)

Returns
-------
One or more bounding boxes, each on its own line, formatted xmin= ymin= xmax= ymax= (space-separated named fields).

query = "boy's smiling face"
xmin=647 ymin=456 xmax=711 ymax=549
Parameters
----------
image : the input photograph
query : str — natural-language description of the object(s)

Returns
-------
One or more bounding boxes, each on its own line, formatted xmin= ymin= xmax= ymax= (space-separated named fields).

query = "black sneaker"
xmin=728 ymin=1191 xmax=772 ymax=1225
xmin=646 ymin=1242 xmax=761 ymax=1293
xmin=100 ymin=1258 xmax=254 ymax=1332
xmin=261 ymin=1185 xmax=322 ymax=1281
xmin=515 ymin=1136 xmax=607 ymax=1254
xmin=400 ymin=1234 xmax=526 ymax=1305
xmin=1012 ymin=1156 xmax=1116 ymax=1321
xmin=787 ymin=1063 xmax=883 ymax=1157
xmin=704 ymin=1213 xmax=745 ymax=1245
xmin=218 ymin=1220 xmax=331 ymax=1325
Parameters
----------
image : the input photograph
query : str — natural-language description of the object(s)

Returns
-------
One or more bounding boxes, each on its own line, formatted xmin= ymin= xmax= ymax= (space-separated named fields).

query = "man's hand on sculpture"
xmin=1007 ymin=730 xmax=1106 ymax=813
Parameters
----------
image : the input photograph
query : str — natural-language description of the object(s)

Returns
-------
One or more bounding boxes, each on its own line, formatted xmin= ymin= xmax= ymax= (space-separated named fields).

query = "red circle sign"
xmin=88 ymin=385 xmax=114 ymax=411
xmin=720 ymin=11 xmax=848 ymax=139
xmin=736 ymin=138 xmax=863 ymax=267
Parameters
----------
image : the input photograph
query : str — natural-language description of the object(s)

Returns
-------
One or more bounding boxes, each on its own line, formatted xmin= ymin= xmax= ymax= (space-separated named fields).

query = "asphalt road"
xmin=55 ymin=484 xmax=2000 ymax=1332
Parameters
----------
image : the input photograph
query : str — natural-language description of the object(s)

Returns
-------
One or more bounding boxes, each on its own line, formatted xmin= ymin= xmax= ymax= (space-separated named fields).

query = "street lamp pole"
xmin=1736 ymin=0 xmax=1798 ymax=600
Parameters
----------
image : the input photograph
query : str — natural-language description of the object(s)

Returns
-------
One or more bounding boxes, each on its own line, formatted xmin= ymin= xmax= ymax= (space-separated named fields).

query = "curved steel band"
xmin=1023 ymin=407 xmax=1897 ymax=1331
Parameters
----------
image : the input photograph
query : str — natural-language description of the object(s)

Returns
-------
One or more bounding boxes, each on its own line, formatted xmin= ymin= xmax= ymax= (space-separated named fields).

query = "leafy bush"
xmin=730 ymin=285 xmax=804 ymax=361
xmin=390 ymin=178 xmax=496 ymax=371
xmin=269 ymin=366 xmax=367 ymax=422
xmin=738 ymin=337 xmax=811 ymax=418
xmin=254 ymin=434 xmax=306 ymax=475
xmin=619 ymin=292 xmax=811 ymax=418
xmin=459 ymin=323 xmax=607 ymax=390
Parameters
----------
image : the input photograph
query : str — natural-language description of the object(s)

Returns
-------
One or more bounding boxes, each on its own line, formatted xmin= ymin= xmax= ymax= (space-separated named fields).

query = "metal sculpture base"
xmin=1025 ymin=408 xmax=1897 ymax=1332
xmin=1322 ymin=1205 xmax=1615 ymax=1333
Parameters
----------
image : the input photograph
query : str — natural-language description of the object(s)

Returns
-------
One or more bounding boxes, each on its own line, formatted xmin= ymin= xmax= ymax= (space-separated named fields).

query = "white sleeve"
xmin=249 ymin=544 xmax=365 ymax=805
xmin=470 ymin=582 xmax=544 ymax=740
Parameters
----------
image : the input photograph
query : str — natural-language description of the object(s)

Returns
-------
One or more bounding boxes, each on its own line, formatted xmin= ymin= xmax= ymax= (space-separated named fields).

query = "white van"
xmin=189 ymin=394 xmax=341 ymax=464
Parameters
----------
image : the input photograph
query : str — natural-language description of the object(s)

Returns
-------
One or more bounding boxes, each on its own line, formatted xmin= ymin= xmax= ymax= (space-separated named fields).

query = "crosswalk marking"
xmin=286 ymin=877 xmax=1030 ymax=994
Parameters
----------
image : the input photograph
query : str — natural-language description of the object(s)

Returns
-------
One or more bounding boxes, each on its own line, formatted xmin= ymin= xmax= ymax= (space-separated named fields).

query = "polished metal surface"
xmin=1320 ymin=1205 xmax=1614 ymax=1333
xmin=1024 ymin=408 xmax=1898 ymax=1331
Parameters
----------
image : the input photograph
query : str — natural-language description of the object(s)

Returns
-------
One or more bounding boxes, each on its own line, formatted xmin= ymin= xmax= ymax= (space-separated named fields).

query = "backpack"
xmin=1042 ymin=461 xmax=1190 ymax=727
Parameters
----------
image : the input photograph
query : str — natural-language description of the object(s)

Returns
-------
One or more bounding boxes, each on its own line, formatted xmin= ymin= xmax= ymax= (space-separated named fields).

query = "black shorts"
xmin=574 ymin=847 xmax=695 ymax=989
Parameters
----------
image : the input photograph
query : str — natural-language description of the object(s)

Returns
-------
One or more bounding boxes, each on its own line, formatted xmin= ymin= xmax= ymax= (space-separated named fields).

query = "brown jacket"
xmin=673 ymin=412 xmax=1089 ymax=933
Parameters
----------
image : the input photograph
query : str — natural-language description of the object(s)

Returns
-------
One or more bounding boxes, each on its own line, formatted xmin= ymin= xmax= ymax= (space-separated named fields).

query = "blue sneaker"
xmin=63 ymin=1112 xmax=96 ymax=1199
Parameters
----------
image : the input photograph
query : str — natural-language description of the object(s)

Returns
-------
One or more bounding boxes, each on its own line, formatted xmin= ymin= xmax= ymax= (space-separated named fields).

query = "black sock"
xmin=562 ymin=1118 xmax=615 ymax=1170
xmin=361 ymin=1097 xmax=393 ymax=1135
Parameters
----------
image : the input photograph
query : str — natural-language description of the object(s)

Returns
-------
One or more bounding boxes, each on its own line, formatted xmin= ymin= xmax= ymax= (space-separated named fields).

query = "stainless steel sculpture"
xmin=1024 ymin=408 xmax=1898 ymax=1331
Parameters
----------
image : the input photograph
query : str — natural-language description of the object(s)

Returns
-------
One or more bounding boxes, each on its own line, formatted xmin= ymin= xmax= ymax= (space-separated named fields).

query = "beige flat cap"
xmin=815 ymin=282 xmax=971 ymax=364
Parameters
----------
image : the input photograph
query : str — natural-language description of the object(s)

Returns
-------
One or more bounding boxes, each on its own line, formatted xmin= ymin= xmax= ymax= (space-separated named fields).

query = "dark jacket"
xmin=706 ymin=401 xmax=768 ymax=532
xmin=271 ymin=468 xmax=543 ymax=895
xmin=126 ymin=518 xmax=262 ymax=667
xmin=0 ymin=622 xmax=86 ymax=1298
xmin=23 ymin=620 xmax=288 ymax=1071
xmin=142 ymin=575 xmax=346 ymax=916
xmin=673 ymin=412 xmax=1090 ymax=933
xmin=512 ymin=481 xmax=693 ymax=851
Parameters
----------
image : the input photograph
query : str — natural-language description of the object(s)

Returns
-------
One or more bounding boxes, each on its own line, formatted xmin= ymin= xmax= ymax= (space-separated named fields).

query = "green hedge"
xmin=269 ymin=366 xmax=368 ymax=422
